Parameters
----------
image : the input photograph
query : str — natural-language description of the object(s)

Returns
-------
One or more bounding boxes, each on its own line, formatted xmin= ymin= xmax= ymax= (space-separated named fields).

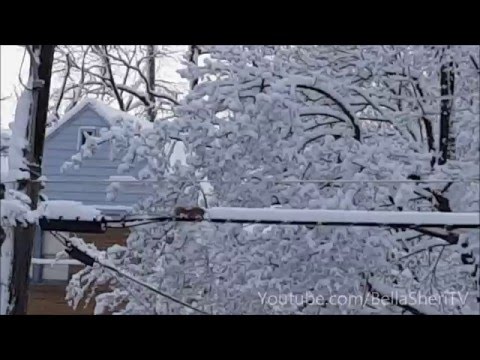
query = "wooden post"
xmin=7 ymin=45 xmax=55 ymax=315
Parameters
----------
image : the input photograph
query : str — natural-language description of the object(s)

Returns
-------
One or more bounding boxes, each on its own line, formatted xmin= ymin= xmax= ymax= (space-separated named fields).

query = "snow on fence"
xmin=31 ymin=258 xmax=82 ymax=266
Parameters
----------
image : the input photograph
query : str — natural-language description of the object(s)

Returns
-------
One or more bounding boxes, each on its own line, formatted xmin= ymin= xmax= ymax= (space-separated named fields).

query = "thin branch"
xmin=357 ymin=117 xmax=393 ymax=123
xmin=366 ymin=281 xmax=426 ymax=315
xmin=54 ymin=53 xmax=72 ymax=117
xmin=118 ymin=46 xmax=136 ymax=99
xmin=350 ymin=87 xmax=397 ymax=112
xmin=430 ymin=246 xmax=446 ymax=288
xmin=297 ymin=84 xmax=361 ymax=141
xmin=300 ymin=134 xmax=341 ymax=152
xmin=101 ymin=46 xmax=125 ymax=111
xmin=407 ymin=226 xmax=459 ymax=244
xmin=470 ymin=55 xmax=479 ymax=71
xmin=398 ymin=243 xmax=452 ymax=261
xmin=304 ymin=120 xmax=342 ymax=131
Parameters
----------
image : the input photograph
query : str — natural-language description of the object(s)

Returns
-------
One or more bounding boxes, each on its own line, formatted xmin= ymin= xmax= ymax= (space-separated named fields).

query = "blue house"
xmin=32 ymin=99 xmax=156 ymax=283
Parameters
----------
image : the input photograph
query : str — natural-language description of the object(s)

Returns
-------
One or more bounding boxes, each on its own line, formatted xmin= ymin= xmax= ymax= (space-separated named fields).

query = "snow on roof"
xmin=45 ymin=98 xmax=152 ymax=138
xmin=2 ymin=99 xmax=152 ymax=178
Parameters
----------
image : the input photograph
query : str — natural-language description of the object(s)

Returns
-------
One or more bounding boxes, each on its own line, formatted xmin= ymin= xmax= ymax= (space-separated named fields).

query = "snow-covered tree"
xmin=48 ymin=45 xmax=188 ymax=124
xmin=66 ymin=45 xmax=479 ymax=315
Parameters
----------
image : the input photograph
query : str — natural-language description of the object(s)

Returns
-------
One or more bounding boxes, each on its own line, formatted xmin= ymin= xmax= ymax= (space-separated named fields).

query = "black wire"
xmin=51 ymin=232 xmax=209 ymax=315
xmin=104 ymin=217 xmax=480 ymax=230
xmin=110 ymin=220 xmax=167 ymax=228
xmin=51 ymin=231 xmax=67 ymax=246
xmin=99 ymin=261 xmax=209 ymax=315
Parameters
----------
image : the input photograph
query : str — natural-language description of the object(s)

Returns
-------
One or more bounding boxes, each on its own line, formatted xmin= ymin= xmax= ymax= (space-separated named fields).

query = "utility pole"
xmin=7 ymin=45 xmax=55 ymax=314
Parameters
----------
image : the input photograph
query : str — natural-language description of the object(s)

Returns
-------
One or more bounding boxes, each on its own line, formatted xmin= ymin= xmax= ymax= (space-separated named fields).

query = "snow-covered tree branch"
xmin=48 ymin=45 xmax=188 ymax=124
xmin=50 ymin=45 xmax=480 ymax=314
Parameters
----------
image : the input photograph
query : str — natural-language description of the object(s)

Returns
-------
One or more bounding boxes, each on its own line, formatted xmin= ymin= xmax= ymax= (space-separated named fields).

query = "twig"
xmin=366 ymin=281 xmax=426 ymax=315
xmin=397 ymin=243 xmax=452 ymax=261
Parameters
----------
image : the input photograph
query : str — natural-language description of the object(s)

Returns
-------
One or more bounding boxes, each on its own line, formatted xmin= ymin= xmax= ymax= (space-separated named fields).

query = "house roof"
xmin=45 ymin=98 xmax=152 ymax=139
xmin=1 ymin=98 xmax=154 ymax=181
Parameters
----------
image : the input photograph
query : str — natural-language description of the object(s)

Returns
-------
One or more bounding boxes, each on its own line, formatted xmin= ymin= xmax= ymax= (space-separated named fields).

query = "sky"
xmin=1 ymin=45 xmax=29 ymax=130
xmin=0 ymin=45 xmax=187 ymax=131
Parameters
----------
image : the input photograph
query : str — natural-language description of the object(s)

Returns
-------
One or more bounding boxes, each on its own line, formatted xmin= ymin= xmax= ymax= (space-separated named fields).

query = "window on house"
xmin=77 ymin=127 xmax=97 ymax=150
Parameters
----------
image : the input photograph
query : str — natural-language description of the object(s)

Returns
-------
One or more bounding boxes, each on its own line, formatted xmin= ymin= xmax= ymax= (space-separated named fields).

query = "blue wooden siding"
xmin=42 ymin=106 xmax=151 ymax=207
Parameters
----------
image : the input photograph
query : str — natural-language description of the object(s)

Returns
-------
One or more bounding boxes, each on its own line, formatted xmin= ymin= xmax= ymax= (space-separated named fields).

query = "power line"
xmin=106 ymin=218 xmax=479 ymax=230
xmin=100 ymin=261 xmax=209 ymax=315
xmin=50 ymin=232 xmax=209 ymax=315
xmin=102 ymin=215 xmax=480 ymax=230
xmin=37 ymin=205 xmax=480 ymax=232
xmin=1 ymin=178 xmax=479 ymax=185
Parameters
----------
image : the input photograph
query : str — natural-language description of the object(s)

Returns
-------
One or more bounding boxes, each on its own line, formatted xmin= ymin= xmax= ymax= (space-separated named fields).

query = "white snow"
xmin=368 ymin=279 xmax=443 ymax=315
xmin=108 ymin=175 xmax=137 ymax=182
xmin=0 ymin=129 xmax=10 ymax=151
xmin=206 ymin=207 xmax=480 ymax=226
xmin=0 ymin=155 xmax=9 ymax=182
xmin=67 ymin=235 xmax=102 ymax=261
xmin=169 ymin=141 xmax=187 ymax=166
xmin=46 ymin=98 xmax=152 ymax=138
xmin=31 ymin=258 xmax=83 ymax=266
xmin=0 ymin=227 xmax=13 ymax=314
xmin=1 ymin=199 xmax=113 ymax=227
xmin=0 ymin=198 xmax=36 ymax=226
xmin=93 ymin=204 xmax=133 ymax=212
xmin=11 ymin=45 xmax=476 ymax=315
xmin=7 ymin=89 xmax=32 ymax=180
xmin=406 ymin=239 xmax=448 ymax=254
xmin=0 ymin=88 xmax=34 ymax=314
xmin=36 ymin=200 xmax=103 ymax=221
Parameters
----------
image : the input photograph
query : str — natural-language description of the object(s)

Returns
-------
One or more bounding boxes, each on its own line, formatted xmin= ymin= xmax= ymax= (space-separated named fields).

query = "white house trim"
xmin=45 ymin=98 xmax=151 ymax=140
xmin=76 ymin=126 xmax=98 ymax=150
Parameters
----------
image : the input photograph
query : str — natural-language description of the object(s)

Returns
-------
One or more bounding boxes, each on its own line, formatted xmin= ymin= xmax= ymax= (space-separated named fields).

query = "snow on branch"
xmin=366 ymin=279 xmax=444 ymax=315
xmin=7 ymin=90 xmax=32 ymax=181
xmin=59 ymin=45 xmax=479 ymax=315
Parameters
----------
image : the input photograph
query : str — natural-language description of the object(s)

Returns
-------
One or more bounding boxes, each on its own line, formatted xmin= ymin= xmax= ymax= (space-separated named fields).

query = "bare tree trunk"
xmin=438 ymin=61 xmax=455 ymax=165
xmin=189 ymin=45 xmax=200 ymax=90
xmin=8 ymin=45 xmax=55 ymax=315
xmin=147 ymin=45 xmax=156 ymax=121
xmin=99 ymin=46 xmax=125 ymax=111
xmin=53 ymin=53 xmax=71 ymax=119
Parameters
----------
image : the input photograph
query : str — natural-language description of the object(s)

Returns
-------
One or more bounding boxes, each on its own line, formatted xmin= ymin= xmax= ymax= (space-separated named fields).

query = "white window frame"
xmin=77 ymin=126 xmax=97 ymax=150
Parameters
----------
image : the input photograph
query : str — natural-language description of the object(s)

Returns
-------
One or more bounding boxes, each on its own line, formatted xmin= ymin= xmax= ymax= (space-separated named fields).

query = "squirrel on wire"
xmin=173 ymin=206 xmax=206 ymax=221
